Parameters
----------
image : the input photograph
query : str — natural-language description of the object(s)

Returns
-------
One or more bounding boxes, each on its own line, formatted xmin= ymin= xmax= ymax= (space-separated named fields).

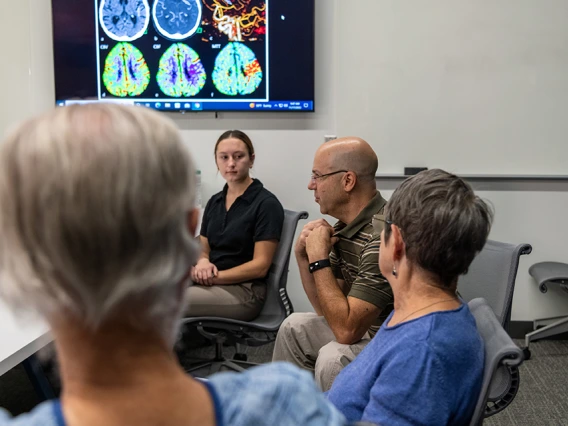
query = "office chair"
xmin=468 ymin=298 xmax=525 ymax=425
xmin=457 ymin=240 xmax=531 ymax=421
xmin=458 ymin=240 xmax=532 ymax=332
xmin=523 ymin=261 xmax=568 ymax=360
xmin=182 ymin=209 xmax=308 ymax=376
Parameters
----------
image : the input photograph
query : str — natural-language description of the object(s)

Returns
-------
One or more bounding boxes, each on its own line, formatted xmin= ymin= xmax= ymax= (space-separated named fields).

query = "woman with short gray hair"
xmin=328 ymin=169 xmax=494 ymax=426
xmin=0 ymin=104 xmax=347 ymax=426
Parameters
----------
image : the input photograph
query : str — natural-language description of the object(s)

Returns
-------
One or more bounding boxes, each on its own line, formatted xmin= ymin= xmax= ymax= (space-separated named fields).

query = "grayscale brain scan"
xmin=152 ymin=0 xmax=202 ymax=40
xmin=99 ymin=0 xmax=150 ymax=41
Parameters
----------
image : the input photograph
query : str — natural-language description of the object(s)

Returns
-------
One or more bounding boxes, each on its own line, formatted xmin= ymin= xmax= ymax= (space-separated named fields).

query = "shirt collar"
xmin=221 ymin=178 xmax=264 ymax=204
xmin=335 ymin=191 xmax=387 ymax=239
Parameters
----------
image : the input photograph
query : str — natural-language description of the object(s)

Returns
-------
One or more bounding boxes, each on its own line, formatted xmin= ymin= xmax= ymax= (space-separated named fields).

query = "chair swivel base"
xmin=523 ymin=315 xmax=568 ymax=360
xmin=186 ymin=357 xmax=260 ymax=377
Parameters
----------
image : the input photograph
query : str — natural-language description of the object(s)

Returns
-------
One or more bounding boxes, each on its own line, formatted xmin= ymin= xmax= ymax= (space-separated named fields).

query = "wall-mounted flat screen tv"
xmin=52 ymin=0 xmax=315 ymax=112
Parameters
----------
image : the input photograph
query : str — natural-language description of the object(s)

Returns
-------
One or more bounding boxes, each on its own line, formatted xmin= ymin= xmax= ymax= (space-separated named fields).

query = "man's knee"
xmin=317 ymin=341 xmax=349 ymax=368
xmin=315 ymin=341 xmax=350 ymax=391
xmin=278 ymin=312 xmax=319 ymax=339
xmin=274 ymin=313 xmax=319 ymax=363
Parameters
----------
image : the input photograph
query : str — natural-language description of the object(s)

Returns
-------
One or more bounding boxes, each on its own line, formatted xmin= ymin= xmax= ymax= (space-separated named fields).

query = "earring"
xmin=392 ymin=266 xmax=397 ymax=277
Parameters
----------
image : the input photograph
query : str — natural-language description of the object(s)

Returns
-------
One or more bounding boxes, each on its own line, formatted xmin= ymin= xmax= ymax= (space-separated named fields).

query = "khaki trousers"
xmin=272 ymin=312 xmax=370 ymax=391
xmin=185 ymin=281 xmax=266 ymax=322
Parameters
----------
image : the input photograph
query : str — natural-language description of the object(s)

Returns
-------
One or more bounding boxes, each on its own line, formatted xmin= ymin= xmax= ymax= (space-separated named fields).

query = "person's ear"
xmin=343 ymin=171 xmax=357 ymax=192
xmin=250 ymin=153 xmax=255 ymax=168
xmin=187 ymin=207 xmax=200 ymax=237
xmin=390 ymin=225 xmax=406 ymax=262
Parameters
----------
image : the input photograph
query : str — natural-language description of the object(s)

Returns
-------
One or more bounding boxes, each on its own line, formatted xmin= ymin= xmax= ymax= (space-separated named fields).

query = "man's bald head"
xmin=316 ymin=137 xmax=378 ymax=184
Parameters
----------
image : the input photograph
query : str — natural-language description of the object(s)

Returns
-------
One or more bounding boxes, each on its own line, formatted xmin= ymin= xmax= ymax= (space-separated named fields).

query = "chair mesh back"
xmin=458 ymin=240 xmax=531 ymax=329
xmin=258 ymin=210 xmax=308 ymax=318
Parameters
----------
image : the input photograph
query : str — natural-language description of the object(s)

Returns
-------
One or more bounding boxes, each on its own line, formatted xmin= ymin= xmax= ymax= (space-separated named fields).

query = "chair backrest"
xmin=468 ymin=298 xmax=524 ymax=426
xmin=256 ymin=209 xmax=309 ymax=321
xmin=458 ymin=240 xmax=532 ymax=330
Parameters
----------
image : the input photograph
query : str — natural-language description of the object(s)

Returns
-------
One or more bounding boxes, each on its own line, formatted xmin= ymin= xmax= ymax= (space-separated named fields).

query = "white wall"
xmin=336 ymin=0 xmax=568 ymax=175
xmin=2 ymin=0 xmax=568 ymax=320
xmin=0 ymin=1 xmax=32 ymax=134
xmin=0 ymin=0 xmax=55 ymax=130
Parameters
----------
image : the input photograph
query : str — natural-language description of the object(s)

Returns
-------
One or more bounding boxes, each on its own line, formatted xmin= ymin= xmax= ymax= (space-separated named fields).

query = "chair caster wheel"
xmin=523 ymin=347 xmax=531 ymax=360
xmin=233 ymin=353 xmax=247 ymax=361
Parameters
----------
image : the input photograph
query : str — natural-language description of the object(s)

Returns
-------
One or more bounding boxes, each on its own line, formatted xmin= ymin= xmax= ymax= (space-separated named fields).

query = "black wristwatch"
xmin=309 ymin=259 xmax=331 ymax=274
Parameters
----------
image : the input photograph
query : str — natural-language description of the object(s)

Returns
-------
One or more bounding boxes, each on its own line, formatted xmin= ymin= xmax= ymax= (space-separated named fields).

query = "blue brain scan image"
xmin=152 ymin=0 xmax=202 ymax=40
xmin=99 ymin=0 xmax=150 ymax=42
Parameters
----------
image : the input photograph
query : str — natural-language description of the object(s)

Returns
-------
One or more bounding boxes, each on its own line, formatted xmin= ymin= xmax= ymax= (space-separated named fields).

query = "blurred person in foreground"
xmin=0 ymin=104 xmax=347 ymax=426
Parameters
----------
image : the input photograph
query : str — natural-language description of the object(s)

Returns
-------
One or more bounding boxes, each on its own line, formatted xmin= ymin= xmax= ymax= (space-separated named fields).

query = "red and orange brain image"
xmin=202 ymin=0 xmax=266 ymax=42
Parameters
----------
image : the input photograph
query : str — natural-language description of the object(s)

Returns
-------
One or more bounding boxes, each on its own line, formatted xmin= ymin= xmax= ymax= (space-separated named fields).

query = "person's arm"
xmin=296 ymin=254 xmax=348 ymax=316
xmin=306 ymin=227 xmax=386 ymax=344
xmin=192 ymin=239 xmax=219 ymax=285
xmin=193 ymin=238 xmax=279 ymax=286
xmin=294 ymin=219 xmax=336 ymax=315
xmin=191 ymin=198 xmax=219 ymax=285
xmin=311 ymin=268 xmax=381 ymax=344
xmin=212 ymin=240 xmax=278 ymax=284
xmin=296 ymin=253 xmax=324 ymax=315
xmin=197 ymin=235 xmax=211 ymax=261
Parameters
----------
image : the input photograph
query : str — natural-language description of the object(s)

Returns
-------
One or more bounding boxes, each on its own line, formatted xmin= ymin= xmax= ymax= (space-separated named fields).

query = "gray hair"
xmin=384 ymin=169 xmax=493 ymax=288
xmin=0 ymin=104 xmax=199 ymax=337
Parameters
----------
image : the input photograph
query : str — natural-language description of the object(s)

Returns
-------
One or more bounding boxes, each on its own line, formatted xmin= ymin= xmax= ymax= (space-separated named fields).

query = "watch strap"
xmin=309 ymin=258 xmax=331 ymax=274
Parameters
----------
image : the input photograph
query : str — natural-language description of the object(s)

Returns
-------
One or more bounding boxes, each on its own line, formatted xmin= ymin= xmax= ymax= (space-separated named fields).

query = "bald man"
xmin=272 ymin=138 xmax=394 ymax=391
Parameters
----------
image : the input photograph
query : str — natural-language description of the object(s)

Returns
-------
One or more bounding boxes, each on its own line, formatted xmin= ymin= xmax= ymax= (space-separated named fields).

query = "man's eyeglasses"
xmin=310 ymin=170 xmax=348 ymax=182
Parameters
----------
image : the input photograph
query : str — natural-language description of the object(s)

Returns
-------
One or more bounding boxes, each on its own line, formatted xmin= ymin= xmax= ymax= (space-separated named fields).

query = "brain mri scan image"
xmin=152 ymin=0 xmax=202 ymax=40
xmin=99 ymin=0 xmax=150 ymax=42
xmin=102 ymin=42 xmax=151 ymax=96
xmin=212 ymin=42 xmax=263 ymax=96
xmin=156 ymin=43 xmax=207 ymax=97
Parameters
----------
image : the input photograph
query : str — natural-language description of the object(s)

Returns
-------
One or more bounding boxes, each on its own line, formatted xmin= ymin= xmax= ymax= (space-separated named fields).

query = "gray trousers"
xmin=185 ymin=282 xmax=266 ymax=322
xmin=272 ymin=312 xmax=370 ymax=391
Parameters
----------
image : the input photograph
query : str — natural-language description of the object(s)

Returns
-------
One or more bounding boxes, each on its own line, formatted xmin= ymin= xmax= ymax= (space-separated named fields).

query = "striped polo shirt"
xmin=329 ymin=192 xmax=394 ymax=337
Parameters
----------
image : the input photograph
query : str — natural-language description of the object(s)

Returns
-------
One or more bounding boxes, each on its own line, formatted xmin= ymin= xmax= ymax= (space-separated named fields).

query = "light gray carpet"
xmin=1 ymin=337 xmax=567 ymax=424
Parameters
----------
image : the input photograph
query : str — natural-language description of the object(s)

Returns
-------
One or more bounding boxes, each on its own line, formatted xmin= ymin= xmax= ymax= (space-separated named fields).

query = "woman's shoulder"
xmin=419 ymin=305 xmax=484 ymax=360
xmin=259 ymin=189 xmax=283 ymax=206
xmin=0 ymin=401 xmax=61 ymax=426
xmin=254 ymin=183 xmax=283 ymax=209
xmin=207 ymin=363 xmax=347 ymax=425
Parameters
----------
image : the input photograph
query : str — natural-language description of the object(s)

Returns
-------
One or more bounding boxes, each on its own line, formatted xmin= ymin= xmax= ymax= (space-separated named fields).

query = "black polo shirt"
xmin=200 ymin=179 xmax=284 ymax=272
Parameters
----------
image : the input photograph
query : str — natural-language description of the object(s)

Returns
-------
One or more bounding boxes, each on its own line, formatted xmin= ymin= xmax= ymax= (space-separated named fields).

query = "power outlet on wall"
xmin=324 ymin=135 xmax=337 ymax=142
